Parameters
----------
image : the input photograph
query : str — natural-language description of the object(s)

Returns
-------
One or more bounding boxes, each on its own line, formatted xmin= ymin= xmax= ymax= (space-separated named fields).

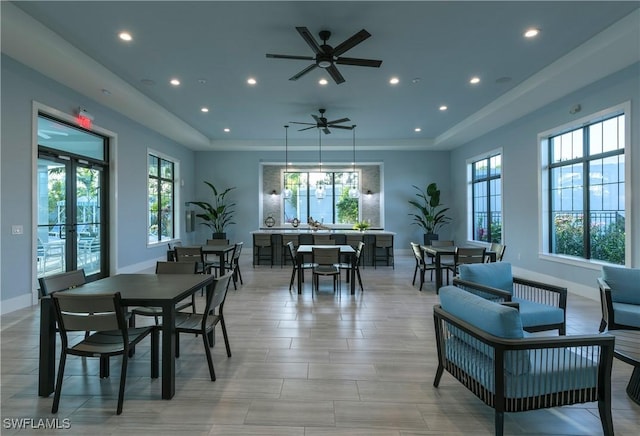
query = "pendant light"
xmin=315 ymin=128 xmax=325 ymax=199
xmin=348 ymin=125 xmax=359 ymax=198
xmin=282 ymin=125 xmax=292 ymax=199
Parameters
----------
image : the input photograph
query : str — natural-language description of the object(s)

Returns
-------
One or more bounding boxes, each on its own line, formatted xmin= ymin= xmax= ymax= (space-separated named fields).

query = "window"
xmin=148 ymin=152 xmax=177 ymax=244
xmin=283 ymin=171 xmax=359 ymax=225
xmin=469 ymin=153 xmax=502 ymax=243
xmin=544 ymin=111 xmax=625 ymax=265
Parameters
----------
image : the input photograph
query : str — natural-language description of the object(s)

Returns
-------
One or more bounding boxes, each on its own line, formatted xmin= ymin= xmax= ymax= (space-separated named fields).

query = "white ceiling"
xmin=2 ymin=1 xmax=639 ymax=151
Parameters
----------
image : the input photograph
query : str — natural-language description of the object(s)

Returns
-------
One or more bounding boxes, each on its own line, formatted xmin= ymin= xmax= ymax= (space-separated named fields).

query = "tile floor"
xmin=1 ymin=254 xmax=639 ymax=435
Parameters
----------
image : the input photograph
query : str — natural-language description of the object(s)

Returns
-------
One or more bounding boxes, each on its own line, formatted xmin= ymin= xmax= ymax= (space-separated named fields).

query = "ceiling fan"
xmin=266 ymin=27 xmax=382 ymax=84
xmin=291 ymin=108 xmax=353 ymax=135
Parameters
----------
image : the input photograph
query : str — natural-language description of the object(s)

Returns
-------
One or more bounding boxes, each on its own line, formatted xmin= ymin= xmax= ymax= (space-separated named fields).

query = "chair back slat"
xmin=375 ymin=234 xmax=393 ymax=248
xmin=206 ymin=239 xmax=230 ymax=245
xmin=175 ymin=247 xmax=205 ymax=263
xmin=346 ymin=235 xmax=363 ymax=249
xmin=456 ymin=247 xmax=486 ymax=264
xmin=204 ymin=273 xmax=233 ymax=317
xmin=411 ymin=242 xmax=425 ymax=264
xmin=313 ymin=234 xmax=333 ymax=245
xmin=38 ymin=269 xmax=86 ymax=297
xmin=232 ymin=242 xmax=243 ymax=261
xmin=253 ymin=234 xmax=272 ymax=247
xmin=155 ymin=261 xmax=197 ymax=274
xmin=313 ymin=247 xmax=340 ymax=265
xmin=53 ymin=292 xmax=121 ymax=332
xmin=489 ymin=242 xmax=506 ymax=261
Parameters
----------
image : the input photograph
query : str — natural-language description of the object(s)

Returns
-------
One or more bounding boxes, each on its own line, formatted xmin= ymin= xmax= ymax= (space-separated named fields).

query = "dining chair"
xmin=488 ymin=242 xmax=506 ymax=262
xmin=253 ymin=233 xmax=273 ymax=267
xmin=51 ymin=291 xmax=159 ymax=415
xmin=454 ymin=247 xmax=487 ymax=276
xmin=209 ymin=242 xmax=243 ymax=289
xmin=175 ymin=246 xmax=210 ymax=274
xmin=312 ymin=247 xmax=341 ymax=293
xmin=281 ymin=234 xmax=299 ymax=267
xmin=287 ymin=241 xmax=318 ymax=291
xmin=411 ymin=242 xmax=436 ymax=291
xmin=336 ymin=241 xmax=365 ymax=292
xmin=205 ymin=238 xmax=230 ymax=264
xmin=174 ymin=273 xmax=233 ymax=381
xmin=429 ymin=240 xmax=455 ymax=282
xmin=373 ymin=234 xmax=394 ymax=269
xmin=130 ymin=261 xmax=198 ymax=326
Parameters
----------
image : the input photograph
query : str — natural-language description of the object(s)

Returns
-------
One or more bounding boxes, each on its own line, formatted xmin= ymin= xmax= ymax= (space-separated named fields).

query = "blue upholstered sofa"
xmin=452 ymin=262 xmax=567 ymax=335
xmin=598 ymin=266 xmax=640 ymax=332
xmin=434 ymin=286 xmax=615 ymax=436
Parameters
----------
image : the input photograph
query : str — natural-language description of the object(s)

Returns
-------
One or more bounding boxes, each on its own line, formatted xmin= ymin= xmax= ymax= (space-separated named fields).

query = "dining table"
xmin=296 ymin=244 xmax=356 ymax=295
xmin=39 ymin=273 xmax=215 ymax=400
xmin=421 ymin=245 xmax=496 ymax=291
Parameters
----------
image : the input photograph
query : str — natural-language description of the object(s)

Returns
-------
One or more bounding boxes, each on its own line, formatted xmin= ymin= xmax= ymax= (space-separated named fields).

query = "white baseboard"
xmin=1 ymin=292 xmax=34 ymax=315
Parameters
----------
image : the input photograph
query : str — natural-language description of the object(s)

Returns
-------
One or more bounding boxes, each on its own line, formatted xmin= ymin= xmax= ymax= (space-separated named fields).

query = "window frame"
xmin=466 ymin=148 xmax=503 ymax=244
xmin=147 ymin=149 xmax=180 ymax=247
xmin=539 ymin=101 xmax=631 ymax=268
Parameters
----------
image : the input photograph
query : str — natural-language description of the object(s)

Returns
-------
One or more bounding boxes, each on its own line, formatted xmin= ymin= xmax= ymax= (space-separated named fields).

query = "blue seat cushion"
xmin=612 ymin=302 xmax=640 ymax=328
xmin=513 ymin=298 xmax=565 ymax=329
xmin=602 ymin=266 xmax=640 ymax=305
xmin=458 ymin=262 xmax=514 ymax=293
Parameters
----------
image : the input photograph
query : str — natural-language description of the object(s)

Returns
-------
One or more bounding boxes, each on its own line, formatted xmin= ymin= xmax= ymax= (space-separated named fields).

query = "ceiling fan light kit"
xmin=266 ymin=27 xmax=382 ymax=84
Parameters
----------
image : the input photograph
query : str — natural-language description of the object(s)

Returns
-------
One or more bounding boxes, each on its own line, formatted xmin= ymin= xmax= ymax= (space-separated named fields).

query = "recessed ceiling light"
xmin=389 ymin=77 xmax=400 ymax=85
xmin=247 ymin=77 xmax=257 ymax=85
xmin=439 ymin=105 xmax=448 ymax=111
xmin=524 ymin=28 xmax=540 ymax=38
xmin=318 ymin=78 xmax=328 ymax=85
xmin=414 ymin=128 xmax=422 ymax=132
xmin=469 ymin=76 xmax=481 ymax=85
xmin=200 ymin=107 xmax=209 ymax=113
xmin=223 ymin=128 xmax=231 ymax=133
xmin=118 ymin=32 xmax=132 ymax=42
xmin=170 ymin=78 xmax=181 ymax=86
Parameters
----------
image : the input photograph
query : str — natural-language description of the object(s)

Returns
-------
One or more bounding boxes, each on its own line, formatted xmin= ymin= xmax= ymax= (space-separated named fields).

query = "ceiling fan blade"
xmin=298 ymin=126 xmax=316 ymax=132
xmin=332 ymin=29 xmax=371 ymax=57
xmin=266 ymin=53 xmax=314 ymax=61
xmin=290 ymin=121 xmax=315 ymax=126
xmin=326 ymin=117 xmax=350 ymax=125
xmin=311 ymin=114 xmax=321 ymax=124
xmin=289 ymin=64 xmax=318 ymax=81
xmin=296 ymin=26 xmax=323 ymax=54
xmin=323 ymin=127 xmax=332 ymax=135
xmin=328 ymin=125 xmax=353 ymax=130
xmin=326 ymin=65 xmax=345 ymax=84
xmin=335 ymin=57 xmax=383 ymax=68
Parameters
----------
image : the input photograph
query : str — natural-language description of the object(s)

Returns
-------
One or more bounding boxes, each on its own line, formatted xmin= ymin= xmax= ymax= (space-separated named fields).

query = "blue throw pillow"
xmin=458 ymin=262 xmax=514 ymax=293
xmin=602 ymin=266 xmax=640 ymax=305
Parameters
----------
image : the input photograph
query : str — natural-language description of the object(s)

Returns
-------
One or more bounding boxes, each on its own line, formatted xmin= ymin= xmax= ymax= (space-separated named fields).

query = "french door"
xmin=36 ymin=116 xmax=109 ymax=281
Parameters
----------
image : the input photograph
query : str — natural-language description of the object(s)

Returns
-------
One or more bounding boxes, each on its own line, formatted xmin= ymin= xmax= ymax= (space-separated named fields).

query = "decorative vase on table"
xmin=264 ymin=216 xmax=276 ymax=228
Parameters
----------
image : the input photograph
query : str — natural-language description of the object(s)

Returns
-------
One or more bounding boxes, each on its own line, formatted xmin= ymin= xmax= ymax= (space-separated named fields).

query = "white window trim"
xmin=147 ymin=148 xmax=181 ymax=247
xmin=466 ymin=148 xmax=503 ymax=245
xmin=538 ymin=101 xmax=632 ymax=267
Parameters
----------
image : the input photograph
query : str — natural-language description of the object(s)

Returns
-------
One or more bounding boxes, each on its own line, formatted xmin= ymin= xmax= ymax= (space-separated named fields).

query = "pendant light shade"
xmin=282 ymin=125 xmax=292 ymax=199
xmin=349 ymin=125 xmax=359 ymax=198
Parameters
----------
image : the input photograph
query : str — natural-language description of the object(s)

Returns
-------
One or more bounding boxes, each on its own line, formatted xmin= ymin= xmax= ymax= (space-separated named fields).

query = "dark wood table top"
xmin=60 ymin=273 xmax=214 ymax=306
xmin=607 ymin=330 xmax=640 ymax=367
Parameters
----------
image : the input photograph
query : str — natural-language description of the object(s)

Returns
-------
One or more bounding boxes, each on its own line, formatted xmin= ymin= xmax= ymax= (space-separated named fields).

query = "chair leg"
xmin=289 ymin=267 xmax=296 ymax=291
xmin=433 ymin=363 xmax=444 ymax=387
xmin=116 ymin=352 xmax=128 ymax=415
xmin=175 ymin=332 xmax=180 ymax=358
xmin=237 ymin=264 xmax=243 ymax=285
xmin=412 ymin=265 xmax=418 ymax=286
xmin=100 ymin=356 xmax=110 ymax=378
xmin=599 ymin=319 xmax=607 ymax=333
xmin=356 ymin=268 xmax=364 ymax=292
xmin=494 ymin=411 xmax=504 ymax=436
xmin=220 ymin=317 xmax=231 ymax=357
xmin=202 ymin=333 xmax=216 ymax=381
xmin=419 ymin=269 xmax=425 ymax=291
xmin=51 ymin=352 xmax=67 ymax=413
xmin=598 ymin=398 xmax=614 ymax=436
xmin=150 ymin=329 xmax=159 ymax=379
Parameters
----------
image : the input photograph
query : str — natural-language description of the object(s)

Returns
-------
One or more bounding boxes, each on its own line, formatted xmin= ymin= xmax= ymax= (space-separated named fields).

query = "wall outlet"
xmin=12 ymin=225 xmax=24 ymax=235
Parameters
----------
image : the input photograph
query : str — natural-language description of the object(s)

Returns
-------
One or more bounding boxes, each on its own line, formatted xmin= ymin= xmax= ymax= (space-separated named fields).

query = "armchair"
xmin=453 ymin=262 xmax=567 ymax=335
xmin=598 ymin=266 xmax=640 ymax=332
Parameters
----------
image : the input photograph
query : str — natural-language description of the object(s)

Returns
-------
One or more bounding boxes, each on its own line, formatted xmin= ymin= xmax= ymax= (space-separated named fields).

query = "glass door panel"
xmin=75 ymin=165 xmax=102 ymax=276
xmin=37 ymin=158 xmax=67 ymax=276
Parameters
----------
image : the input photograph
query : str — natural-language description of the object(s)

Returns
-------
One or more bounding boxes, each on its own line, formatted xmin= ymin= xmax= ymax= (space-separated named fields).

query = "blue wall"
xmin=449 ymin=63 xmax=640 ymax=299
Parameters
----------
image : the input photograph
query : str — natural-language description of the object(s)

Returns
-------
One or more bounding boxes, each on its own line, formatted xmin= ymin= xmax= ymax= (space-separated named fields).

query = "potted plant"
xmin=188 ymin=181 xmax=236 ymax=239
xmin=408 ymin=182 xmax=451 ymax=245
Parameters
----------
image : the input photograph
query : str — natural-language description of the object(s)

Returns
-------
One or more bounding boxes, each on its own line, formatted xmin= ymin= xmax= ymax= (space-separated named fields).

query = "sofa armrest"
xmin=512 ymin=277 xmax=567 ymax=310
xmin=598 ymin=277 xmax=614 ymax=332
xmin=452 ymin=278 xmax=512 ymax=301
